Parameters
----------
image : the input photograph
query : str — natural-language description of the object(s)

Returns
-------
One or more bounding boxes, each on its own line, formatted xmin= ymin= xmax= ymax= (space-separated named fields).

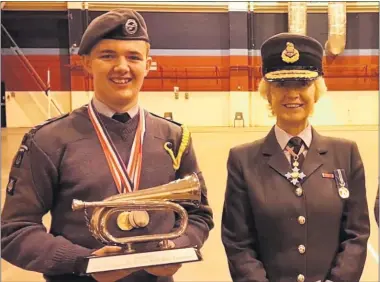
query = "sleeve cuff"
xmin=50 ymin=243 xmax=95 ymax=274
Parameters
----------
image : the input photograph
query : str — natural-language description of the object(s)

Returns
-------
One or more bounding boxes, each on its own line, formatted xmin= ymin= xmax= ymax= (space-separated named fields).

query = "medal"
xmin=130 ymin=211 xmax=149 ymax=228
xmin=333 ymin=169 xmax=350 ymax=199
xmin=117 ymin=211 xmax=133 ymax=231
xmin=338 ymin=187 xmax=350 ymax=199
xmin=87 ymin=101 xmax=146 ymax=193
xmin=285 ymin=146 xmax=306 ymax=186
xmin=117 ymin=211 xmax=149 ymax=231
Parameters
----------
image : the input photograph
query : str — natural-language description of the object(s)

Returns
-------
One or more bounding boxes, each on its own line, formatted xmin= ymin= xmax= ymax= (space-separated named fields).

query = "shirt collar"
xmin=92 ymin=96 xmax=139 ymax=119
xmin=274 ymin=124 xmax=312 ymax=150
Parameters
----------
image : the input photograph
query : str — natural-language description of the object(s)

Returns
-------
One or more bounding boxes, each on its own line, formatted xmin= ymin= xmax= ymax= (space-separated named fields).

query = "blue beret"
xmin=260 ymin=33 xmax=324 ymax=82
xmin=78 ymin=8 xmax=149 ymax=55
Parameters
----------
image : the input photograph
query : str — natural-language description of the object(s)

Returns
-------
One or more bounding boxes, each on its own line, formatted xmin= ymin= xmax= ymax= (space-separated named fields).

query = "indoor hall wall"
xmin=2 ymin=10 xmax=379 ymax=94
xmin=4 ymin=90 xmax=377 ymax=128
xmin=4 ymin=91 xmax=71 ymax=128
xmin=71 ymin=90 xmax=379 ymax=127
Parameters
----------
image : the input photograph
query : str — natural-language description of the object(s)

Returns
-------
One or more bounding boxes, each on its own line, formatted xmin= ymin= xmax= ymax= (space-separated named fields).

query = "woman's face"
xmin=268 ymin=80 xmax=316 ymax=126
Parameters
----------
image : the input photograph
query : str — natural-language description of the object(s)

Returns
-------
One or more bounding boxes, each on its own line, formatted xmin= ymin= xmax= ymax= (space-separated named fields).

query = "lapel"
xmin=263 ymin=126 xmax=328 ymax=184
xmin=263 ymin=126 xmax=291 ymax=178
xmin=301 ymin=127 xmax=328 ymax=183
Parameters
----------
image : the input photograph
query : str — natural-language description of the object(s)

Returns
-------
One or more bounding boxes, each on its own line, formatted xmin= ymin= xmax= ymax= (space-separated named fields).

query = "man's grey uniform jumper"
xmin=1 ymin=105 xmax=214 ymax=282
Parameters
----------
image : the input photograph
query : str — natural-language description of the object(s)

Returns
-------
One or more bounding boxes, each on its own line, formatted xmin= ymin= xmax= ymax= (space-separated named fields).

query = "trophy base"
xmin=75 ymin=247 xmax=202 ymax=274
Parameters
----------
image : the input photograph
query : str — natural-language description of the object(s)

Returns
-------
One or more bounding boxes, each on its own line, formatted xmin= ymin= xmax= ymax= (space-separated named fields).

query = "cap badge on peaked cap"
xmin=281 ymin=42 xmax=300 ymax=64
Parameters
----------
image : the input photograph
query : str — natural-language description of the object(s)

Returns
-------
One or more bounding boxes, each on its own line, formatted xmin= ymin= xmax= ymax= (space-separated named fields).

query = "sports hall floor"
xmin=1 ymin=125 xmax=379 ymax=281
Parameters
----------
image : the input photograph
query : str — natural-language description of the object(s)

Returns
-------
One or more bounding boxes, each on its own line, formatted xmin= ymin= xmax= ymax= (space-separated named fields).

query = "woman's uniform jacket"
xmin=221 ymin=126 xmax=370 ymax=282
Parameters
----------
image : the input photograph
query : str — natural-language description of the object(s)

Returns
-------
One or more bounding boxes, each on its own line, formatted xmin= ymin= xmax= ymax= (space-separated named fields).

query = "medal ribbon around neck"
xmin=87 ymin=101 xmax=146 ymax=193
xmin=285 ymin=144 xmax=305 ymax=165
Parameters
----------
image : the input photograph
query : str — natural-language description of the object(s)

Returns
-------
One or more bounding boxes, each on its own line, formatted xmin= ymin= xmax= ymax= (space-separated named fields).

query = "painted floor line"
xmin=368 ymin=242 xmax=379 ymax=264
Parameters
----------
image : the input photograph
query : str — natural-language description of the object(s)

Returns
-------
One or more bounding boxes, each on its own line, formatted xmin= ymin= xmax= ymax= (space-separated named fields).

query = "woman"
xmin=221 ymin=33 xmax=370 ymax=282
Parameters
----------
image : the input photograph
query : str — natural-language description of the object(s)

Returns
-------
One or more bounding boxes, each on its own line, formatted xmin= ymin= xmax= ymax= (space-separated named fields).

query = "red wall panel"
xmin=2 ymin=55 xmax=378 ymax=91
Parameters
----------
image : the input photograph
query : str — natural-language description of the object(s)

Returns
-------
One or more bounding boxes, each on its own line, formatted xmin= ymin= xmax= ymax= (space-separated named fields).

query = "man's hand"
xmin=91 ymin=246 xmax=142 ymax=282
xmin=145 ymin=263 xmax=182 ymax=277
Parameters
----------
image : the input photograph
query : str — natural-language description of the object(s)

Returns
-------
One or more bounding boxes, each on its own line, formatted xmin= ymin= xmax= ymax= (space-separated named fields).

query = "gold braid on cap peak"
xmin=265 ymin=70 xmax=319 ymax=79
xmin=164 ymin=125 xmax=190 ymax=171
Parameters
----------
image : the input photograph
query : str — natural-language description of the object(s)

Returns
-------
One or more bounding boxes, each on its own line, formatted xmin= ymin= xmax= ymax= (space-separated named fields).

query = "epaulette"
xmin=22 ymin=113 xmax=70 ymax=144
xmin=149 ymin=112 xmax=190 ymax=171
xmin=149 ymin=112 xmax=182 ymax=127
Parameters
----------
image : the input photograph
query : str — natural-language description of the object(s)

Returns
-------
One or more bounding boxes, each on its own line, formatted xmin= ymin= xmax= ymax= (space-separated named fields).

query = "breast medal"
xmin=333 ymin=169 xmax=350 ymax=199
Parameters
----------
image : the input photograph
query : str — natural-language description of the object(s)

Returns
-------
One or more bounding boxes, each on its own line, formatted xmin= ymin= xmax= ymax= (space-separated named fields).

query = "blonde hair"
xmin=258 ymin=76 xmax=327 ymax=115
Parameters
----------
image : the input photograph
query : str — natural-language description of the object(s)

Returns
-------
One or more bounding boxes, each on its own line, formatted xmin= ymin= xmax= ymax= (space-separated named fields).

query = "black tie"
xmin=112 ymin=112 xmax=130 ymax=123
xmin=287 ymin=137 xmax=305 ymax=168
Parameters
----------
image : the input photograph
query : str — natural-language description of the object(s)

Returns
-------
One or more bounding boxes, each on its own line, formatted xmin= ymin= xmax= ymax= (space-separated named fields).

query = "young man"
xmin=1 ymin=9 xmax=213 ymax=282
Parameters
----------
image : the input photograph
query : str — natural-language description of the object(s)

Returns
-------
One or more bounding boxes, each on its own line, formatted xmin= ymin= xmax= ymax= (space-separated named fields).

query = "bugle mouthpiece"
xmin=72 ymin=199 xmax=85 ymax=211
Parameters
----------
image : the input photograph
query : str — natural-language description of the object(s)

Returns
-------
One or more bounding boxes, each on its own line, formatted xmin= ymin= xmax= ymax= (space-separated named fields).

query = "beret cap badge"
xmin=281 ymin=42 xmax=300 ymax=64
xmin=124 ymin=18 xmax=138 ymax=35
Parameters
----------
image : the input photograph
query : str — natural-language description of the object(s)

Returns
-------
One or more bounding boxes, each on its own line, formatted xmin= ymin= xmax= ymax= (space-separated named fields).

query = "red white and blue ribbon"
xmin=87 ymin=101 xmax=146 ymax=193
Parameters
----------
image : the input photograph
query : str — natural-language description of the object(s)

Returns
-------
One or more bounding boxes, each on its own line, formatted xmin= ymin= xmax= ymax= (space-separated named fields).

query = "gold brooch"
xmin=281 ymin=42 xmax=300 ymax=64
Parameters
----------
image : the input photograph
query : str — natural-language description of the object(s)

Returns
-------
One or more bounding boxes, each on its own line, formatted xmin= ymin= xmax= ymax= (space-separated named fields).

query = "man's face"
xmin=83 ymin=39 xmax=151 ymax=110
xmin=268 ymin=80 xmax=316 ymax=125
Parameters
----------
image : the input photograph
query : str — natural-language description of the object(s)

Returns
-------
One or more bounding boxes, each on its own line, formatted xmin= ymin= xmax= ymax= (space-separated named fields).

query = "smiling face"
xmin=82 ymin=39 xmax=151 ymax=112
xmin=268 ymin=80 xmax=316 ymax=128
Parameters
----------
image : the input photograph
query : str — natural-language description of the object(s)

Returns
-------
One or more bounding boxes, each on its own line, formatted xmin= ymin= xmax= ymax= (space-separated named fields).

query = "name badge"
xmin=333 ymin=169 xmax=349 ymax=199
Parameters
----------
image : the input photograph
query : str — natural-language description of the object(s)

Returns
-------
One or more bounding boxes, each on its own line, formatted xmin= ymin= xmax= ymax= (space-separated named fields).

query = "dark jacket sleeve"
xmin=171 ymin=136 xmax=214 ymax=250
xmin=326 ymin=142 xmax=370 ymax=282
xmin=375 ymin=187 xmax=379 ymax=226
xmin=1 ymin=134 xmax=94 ymax=275
xmin=221 ymin=148 xmax=268 ymax=282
